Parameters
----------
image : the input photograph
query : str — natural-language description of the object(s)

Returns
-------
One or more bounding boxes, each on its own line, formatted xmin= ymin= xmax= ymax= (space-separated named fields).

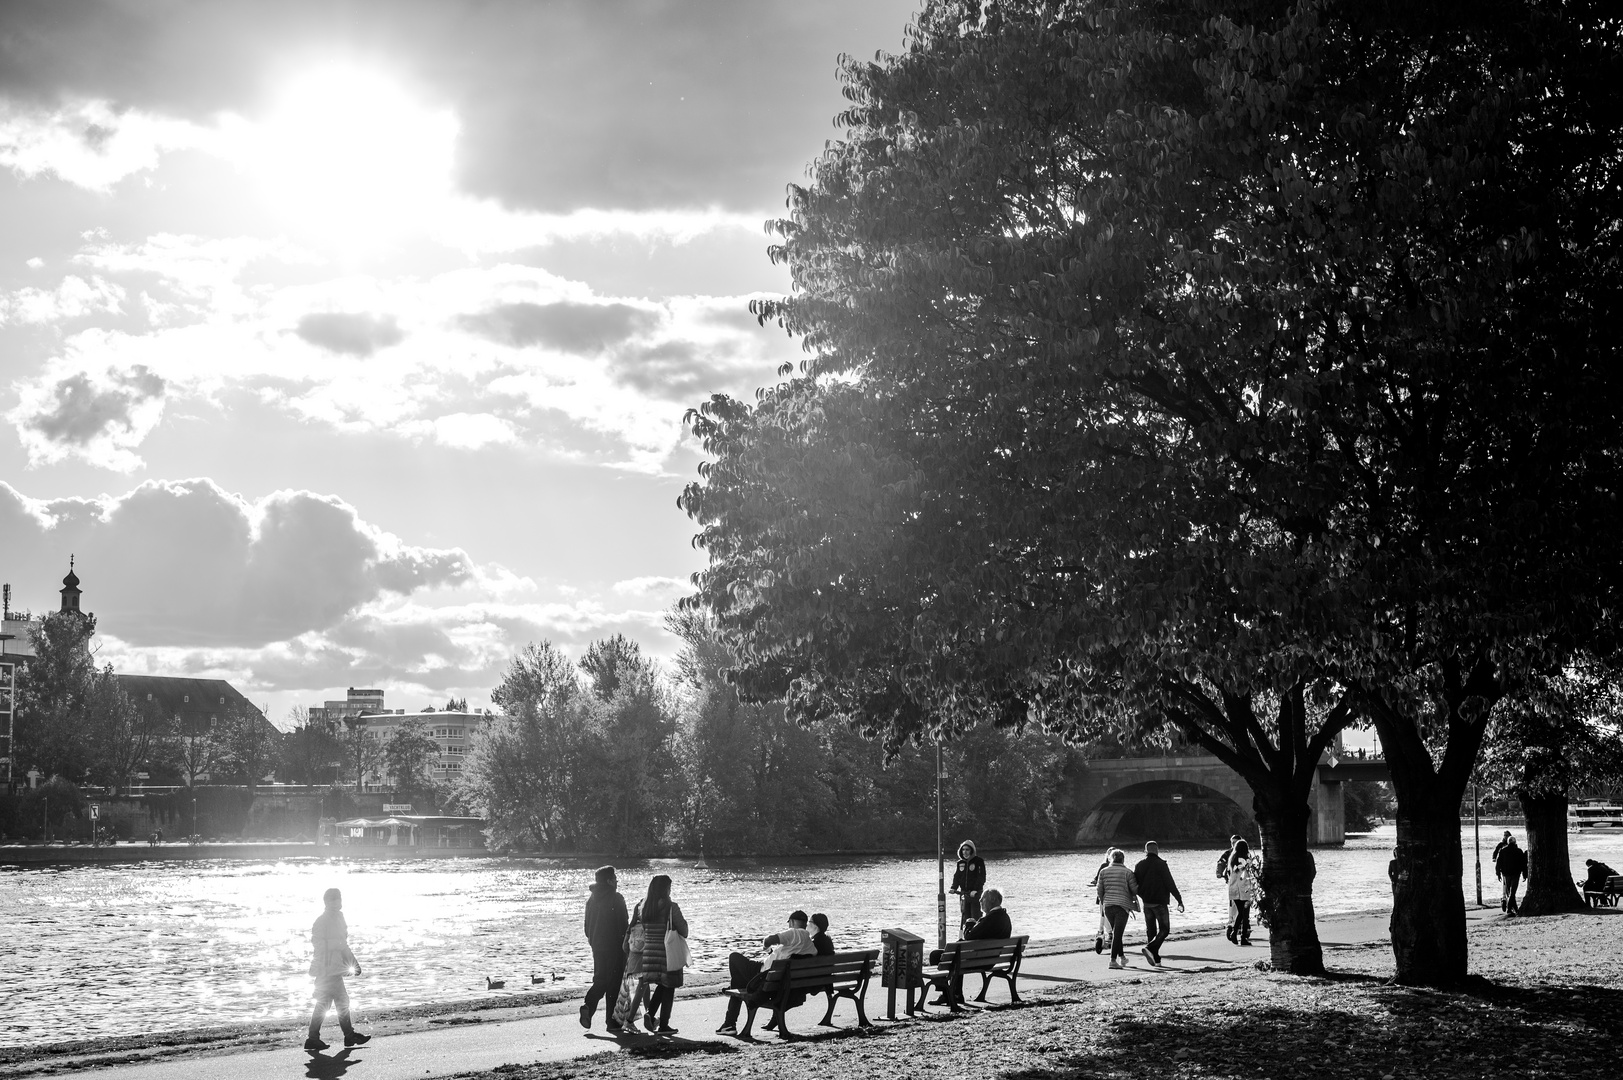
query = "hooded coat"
xmin=951 ymin=841 xmax=986 ymax=896
xmin=584 ymin=873 xmax=629 ymax=987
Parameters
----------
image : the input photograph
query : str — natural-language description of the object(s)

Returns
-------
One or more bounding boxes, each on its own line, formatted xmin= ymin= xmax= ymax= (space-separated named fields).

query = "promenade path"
xmin=33 ymin=908 xmax=1456 ymax=1080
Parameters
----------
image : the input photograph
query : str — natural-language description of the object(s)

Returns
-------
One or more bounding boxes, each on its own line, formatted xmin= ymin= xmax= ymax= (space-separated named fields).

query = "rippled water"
xmin=4 ymin=825 xmax=1620 ymax=1048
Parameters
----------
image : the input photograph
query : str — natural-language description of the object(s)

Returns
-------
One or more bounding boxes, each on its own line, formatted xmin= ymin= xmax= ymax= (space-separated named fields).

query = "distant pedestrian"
xmin=950 ymin=841 xmax=987 ymax=929
xmin=1495 ymin=835 xmax=1528 ymax=915
xmin=1095 ymin=849 xmax=1139 ymax=969
xmin=1491 ymin=829 xmax=1514 ymax=866
xmin=1088 ymin=848 xmax=1118 ymax=954
xmin=1133 ymin=841 xmax=1184 ymax=966
xmin=636 ymin=874 xmax=688 ymax=1034
xmin=581 ymin=866 xmax=629 ymax=1031
xmin=1226 ymin=841 xmax=1258 ymax=945
xmin=306 ymin=888 xmax=370 ymax=1051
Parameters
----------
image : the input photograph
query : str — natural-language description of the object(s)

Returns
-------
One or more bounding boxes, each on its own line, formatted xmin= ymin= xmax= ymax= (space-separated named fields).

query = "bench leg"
xmin=854 ymin=989 xmax=871 ymax=1027
xmin=948 ymin=973 xmax=964 ymax=1011
xmin=1005 ymin=973 xmax=1021 ymax=1005
xmin=773 ymin=1007 xmax=793 ymax=1040
xmin=819 ymin=991 xmax=837 ymax=1026
xmin=738 ymin=1003 xmax=759 ymax=1040
xmin=974 ymin=972 xmax=991 ymax=1003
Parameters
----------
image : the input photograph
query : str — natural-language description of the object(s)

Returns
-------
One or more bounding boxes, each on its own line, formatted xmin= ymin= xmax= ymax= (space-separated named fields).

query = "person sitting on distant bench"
xmin=1583 ymin=859 xmax=1618 ymax=905
xmin=714 ymin=909 xmax=817 ymax=1036
xmin=809 ymin=913 xmax=835 ymax=955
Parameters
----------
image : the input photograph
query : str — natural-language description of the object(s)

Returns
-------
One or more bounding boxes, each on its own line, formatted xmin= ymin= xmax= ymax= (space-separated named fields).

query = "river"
xmin=4 ymin=824 xmax=1620 ymax=1048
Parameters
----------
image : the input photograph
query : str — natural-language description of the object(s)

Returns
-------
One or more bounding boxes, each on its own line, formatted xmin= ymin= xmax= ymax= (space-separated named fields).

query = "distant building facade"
xmin=303 ymin=686 xmax=488 ymax=792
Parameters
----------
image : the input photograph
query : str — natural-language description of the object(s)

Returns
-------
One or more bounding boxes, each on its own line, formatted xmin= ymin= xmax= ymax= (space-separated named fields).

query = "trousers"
xmin=309 ymin=976 xmax=354 ymax=1038
xmin=1143 ymin=903 xmax=1170 ymax=959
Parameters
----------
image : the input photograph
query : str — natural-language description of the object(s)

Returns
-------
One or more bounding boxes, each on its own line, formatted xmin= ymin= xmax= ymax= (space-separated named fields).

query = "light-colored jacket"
xmin=1227 ymin=855 xmax=1259 ymax=902
xmin=309 ymin=909 xmax=358 ymax=980
xmin=1095 ymin=863 xmax=1138 ymax=911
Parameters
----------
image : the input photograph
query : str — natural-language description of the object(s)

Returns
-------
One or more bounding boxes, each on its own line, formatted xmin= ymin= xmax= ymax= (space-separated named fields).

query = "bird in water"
xmin=486 ymin=976 xmax=505 ymax=990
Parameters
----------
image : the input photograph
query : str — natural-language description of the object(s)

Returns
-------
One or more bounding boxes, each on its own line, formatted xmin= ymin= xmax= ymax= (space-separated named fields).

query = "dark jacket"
xmin=1586 ymin=862 xmax=1617 ymax=890
xmin=1133 ymin=854 xmax=1183 ymax=906
xmin=951 ymin=856 xmax=986 ymax=897
xmin=584 ymin=885 xmax=629 ymax=985
xmin=812 ymin=930 xmax=835 ymax=956
xmin=964 ymin=906 xmax=1011 ymax=941
xmin=1495 ymin=843 xmax=1528 ymax=880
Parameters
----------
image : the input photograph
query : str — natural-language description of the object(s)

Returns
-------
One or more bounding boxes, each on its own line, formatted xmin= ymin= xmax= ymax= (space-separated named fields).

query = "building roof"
xmin=115 ymin=674 xmax=265 ymax=730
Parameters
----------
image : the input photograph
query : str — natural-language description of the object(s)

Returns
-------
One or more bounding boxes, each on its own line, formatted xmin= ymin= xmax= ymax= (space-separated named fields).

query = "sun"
xmin=251 ymin=63 xmax=457 ymax=249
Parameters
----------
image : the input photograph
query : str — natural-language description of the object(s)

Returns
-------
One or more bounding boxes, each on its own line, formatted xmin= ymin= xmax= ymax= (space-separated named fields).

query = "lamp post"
xmin=1473 ymin=776 xmax=1483 ymax=907
xmin=936 ymin=740 xmax=946 ymax=951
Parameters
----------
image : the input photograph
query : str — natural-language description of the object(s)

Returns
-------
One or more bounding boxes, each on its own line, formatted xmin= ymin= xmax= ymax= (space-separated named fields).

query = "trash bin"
xmin=880 ymin=927 xmax=924 ymax=1018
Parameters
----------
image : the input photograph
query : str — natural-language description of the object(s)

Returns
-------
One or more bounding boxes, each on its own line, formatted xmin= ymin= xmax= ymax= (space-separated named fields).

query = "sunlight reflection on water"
xmin=3 ymin=825 xmax=1619 ymax=1048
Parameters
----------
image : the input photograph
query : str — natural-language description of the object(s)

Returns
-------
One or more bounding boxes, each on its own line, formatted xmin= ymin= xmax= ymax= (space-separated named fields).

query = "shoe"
xmin=606 ymin=1020 xmax=623 ymax=1032
xmin=715 ymin=1023 xmax=737 ymax=1036
xmin=928 ymin=995 xmax=952 ymax=1006
xmin=1120 ymin=954 xmax=1130 ymax=966
xmin=642 ymin=1014 xmax=659 ymax=1032
xmin=1108 ymin=959 xmax=1121 ymax=969
xmin=1240 ymin=937 xmax=1252 ymax=946
xmin=343 ymin=1033 xmax=370 ymax=1047
xmin=1140 ymin=947 xmax=1155 ymax=966
xmin=579 ymin=1004 xmax=591 ymax=1029
xmin=656 ymin=1026 xmax=678 ymax=1035
xmin=1226 ymin=927 xmax=1237 ymax=944
xmin=1094 ymin=937 xmax=1103 ymax=954
xmin=304 ymin=1038 xmax=329 ymax=1051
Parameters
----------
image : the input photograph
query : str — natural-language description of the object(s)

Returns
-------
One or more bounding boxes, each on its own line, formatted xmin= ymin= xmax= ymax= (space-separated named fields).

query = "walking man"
xmin=1495 ymin=834 xmax=1528 ymax=916
xmin=1133 ymin=841 xmax=1184 ymax=966
xmin=307 ymin=888 xmax=369 ymax=1051
xmin=581 ymin=865 xmax=629 ymax=1030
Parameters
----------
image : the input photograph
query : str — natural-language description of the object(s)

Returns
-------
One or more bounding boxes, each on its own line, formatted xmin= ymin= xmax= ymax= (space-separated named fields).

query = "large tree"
xmin=1479 ymin=665 xmax=1623 ymax=916
xmin=681 ymin=0 xmax=1623 ymax=986
xmin=384 ymin=719 xmax=442 ymax=804
xmin=13 ymin=611 xmax=100 ymax=783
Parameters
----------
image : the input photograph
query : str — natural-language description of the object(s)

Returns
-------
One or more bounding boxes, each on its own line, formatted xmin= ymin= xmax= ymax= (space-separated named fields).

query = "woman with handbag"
xmin=637 ymin=874 xmax=688 ymax=1034
xmin=611 ymin=911 xmax=647 ymax=1029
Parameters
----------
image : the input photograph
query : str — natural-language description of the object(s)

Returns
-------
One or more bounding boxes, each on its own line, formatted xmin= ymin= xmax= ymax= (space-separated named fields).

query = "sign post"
xmin=936 ymin=740 xmax=946 ymax=952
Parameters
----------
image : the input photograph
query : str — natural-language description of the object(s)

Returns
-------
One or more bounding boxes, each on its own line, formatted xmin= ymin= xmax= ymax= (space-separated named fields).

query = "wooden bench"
xmin=920 ymin=935 xmax=1028 ymax=1011
xmin=1585 ymin=874 xmax=1623 ymax=908
xmin=722 ymin=949 xmax=878 ymax=1039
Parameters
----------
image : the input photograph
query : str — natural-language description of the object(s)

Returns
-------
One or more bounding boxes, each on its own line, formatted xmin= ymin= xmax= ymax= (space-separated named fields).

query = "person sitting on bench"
xmin=810 ymin=913 xmax=835 ymax=955
xmin=1583 ymin=859 xmax=1618 ymax=903
xmin=964 ymin=889 xmax=1010 ymax=941
xmin=715 ymin=909 xmax=817 ymax=1035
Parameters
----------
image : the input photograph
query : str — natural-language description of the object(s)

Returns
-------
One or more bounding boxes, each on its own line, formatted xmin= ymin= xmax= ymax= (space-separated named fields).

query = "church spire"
xmin=60 ymin=556 xmax=81 ymax=615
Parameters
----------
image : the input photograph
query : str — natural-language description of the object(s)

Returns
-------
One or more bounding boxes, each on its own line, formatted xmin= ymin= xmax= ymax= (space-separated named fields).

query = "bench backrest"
xmin=939 ymin=935 xmax=1028 ymax=973
xmin=759 ymin=949 xmax=879 ymax=995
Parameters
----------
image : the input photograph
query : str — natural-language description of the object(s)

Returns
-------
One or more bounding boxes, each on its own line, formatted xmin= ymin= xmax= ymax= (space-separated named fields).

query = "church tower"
xmin=59 ymin=557 xmax=82 ymax=615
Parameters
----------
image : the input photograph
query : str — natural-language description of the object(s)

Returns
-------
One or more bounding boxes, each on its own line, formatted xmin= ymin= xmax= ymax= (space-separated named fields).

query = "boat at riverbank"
xmin=1569 ymin=801 xmax=1623 ymax=829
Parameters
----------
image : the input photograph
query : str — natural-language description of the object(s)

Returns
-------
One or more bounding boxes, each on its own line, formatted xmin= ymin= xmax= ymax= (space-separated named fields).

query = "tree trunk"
xmin=1518 ymin=789 xmax=1585 ymax=916
xmin=1388 ymin=795 xmax=1468 ymax=985
xmin=1255 ymin=800 xmax=1325 ymax=975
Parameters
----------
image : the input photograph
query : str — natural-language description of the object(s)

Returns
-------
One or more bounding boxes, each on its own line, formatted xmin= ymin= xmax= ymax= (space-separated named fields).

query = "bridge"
xmin=1072 ymin=752 xmax=1390 ymax=847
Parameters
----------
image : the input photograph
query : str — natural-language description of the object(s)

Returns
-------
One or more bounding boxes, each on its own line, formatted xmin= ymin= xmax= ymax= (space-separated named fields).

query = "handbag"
xmin=663 ymin=926 xmax=690 ymax=970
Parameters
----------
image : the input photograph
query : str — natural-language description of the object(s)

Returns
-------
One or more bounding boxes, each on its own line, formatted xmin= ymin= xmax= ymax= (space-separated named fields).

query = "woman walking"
xmin=1094 ymin=849 xmax=1139 ymax=969
xmin=1226 ymin=840 xmax=1259 ymax=945
xmin=637 ymin=874 xmax=688 ymax=1034
xmin=1087 ymin=847 xmax=1118 ymax=954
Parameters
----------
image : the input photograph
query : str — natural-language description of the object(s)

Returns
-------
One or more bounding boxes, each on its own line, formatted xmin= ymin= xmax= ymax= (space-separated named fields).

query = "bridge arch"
xmin=1073 ymin=778 xmax=1252 ymax=845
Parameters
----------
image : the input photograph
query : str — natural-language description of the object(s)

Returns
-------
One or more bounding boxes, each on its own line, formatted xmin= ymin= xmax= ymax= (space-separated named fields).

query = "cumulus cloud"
xmin=295 ymin=312 xmax=405 ymax=356
xmin=0 ymin=274 xmax=125 ymax=324
xmin=0 ymin=478 xmax=474 ymax=647
xmin=0 ymin=99 xmax=220 ymax=191
xmin=612 ymin=575 xmax=689 ymax=596
xmin=456 ymin=300 xmax=656 ymax=353
xmin=10 ymin=363 xmax=168 ymax=470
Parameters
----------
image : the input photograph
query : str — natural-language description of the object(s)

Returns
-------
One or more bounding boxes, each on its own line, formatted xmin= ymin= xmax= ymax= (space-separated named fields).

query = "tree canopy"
xmin=680 ymin=0 xmax=1623 ymax=985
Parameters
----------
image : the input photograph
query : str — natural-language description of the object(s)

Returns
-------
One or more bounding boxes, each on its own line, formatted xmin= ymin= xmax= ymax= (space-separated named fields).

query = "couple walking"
xmin=1093 ymin=842 xmax=1184 ymax=969
xmin=581 ymin=866 xmax=689 ymax=1034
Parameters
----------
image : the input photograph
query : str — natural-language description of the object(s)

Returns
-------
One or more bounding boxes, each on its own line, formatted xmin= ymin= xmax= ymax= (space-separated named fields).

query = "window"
xmin=432 ymin=726 xmax=466 ymax=738
xmin=444 ymin=745 xmax=468 ymax=756
xmin=182 ymin=694 xmax=189 ymax=703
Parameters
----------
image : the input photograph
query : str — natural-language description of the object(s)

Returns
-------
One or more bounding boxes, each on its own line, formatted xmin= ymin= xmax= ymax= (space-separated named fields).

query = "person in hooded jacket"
xmin=1494 ymin=835 xmax=1528 ymax=916
xmin=1226 ymin=840 xmax=1259 ymax=945
xmin=950 ymin=840 xmax=987 ymax=929
xmin=580 ymin=865 xmax=629 ymax=1030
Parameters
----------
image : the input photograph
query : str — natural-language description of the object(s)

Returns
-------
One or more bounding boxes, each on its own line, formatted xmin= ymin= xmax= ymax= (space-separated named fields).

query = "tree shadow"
xmin=996 ymin=980 xmax=1623 ymax=1080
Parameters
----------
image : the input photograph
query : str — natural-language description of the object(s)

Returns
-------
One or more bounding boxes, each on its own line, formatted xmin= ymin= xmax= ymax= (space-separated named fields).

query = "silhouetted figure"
xmin=1495 ymin=836 xmax=1528 ymax=915
xmin=950 ymin=840 xmax=987 ymax=929
xmin=307 ymin=888 xmax=369 ymax=1051
xmin=580 ymin=866 xmax=628 ymax=1031
xmin=1133 ymin=841 xmax=1184 ymax=966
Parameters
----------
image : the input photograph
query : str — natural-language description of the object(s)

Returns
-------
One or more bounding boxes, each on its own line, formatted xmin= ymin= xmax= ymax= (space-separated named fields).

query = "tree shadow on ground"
xmin=997 ymin=980 xmax=1623 ymax=1080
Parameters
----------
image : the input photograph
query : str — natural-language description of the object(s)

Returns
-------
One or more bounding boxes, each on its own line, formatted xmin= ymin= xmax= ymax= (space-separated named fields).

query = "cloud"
xmin=10 ymin=363 xmax=168 ymax=470
xmin=611 ymin=575 xmax=689 ymax=596
xmin=295 ymin=312 xmax=404 ymax=356
xmin=456 ymin=300 xmax=656 ymax=352
xmin=0 ymin=98 xmax=220 ymax=191
xmin=0 ymin=478 xmax=474 ymax=648
xmin=0 ymin=274 xmax=126 ymax=324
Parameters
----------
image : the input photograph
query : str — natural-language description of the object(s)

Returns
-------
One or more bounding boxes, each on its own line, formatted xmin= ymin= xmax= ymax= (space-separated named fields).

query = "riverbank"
xmin=11 ymin=905 xmax=1599 ymax=1080
xmin=0 ymin=842 xmax=495 ymax=863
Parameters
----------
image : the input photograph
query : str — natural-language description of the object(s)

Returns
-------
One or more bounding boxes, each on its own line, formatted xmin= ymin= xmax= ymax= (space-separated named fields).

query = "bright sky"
xmin=0 ymin=0 xmax=918 ymax=726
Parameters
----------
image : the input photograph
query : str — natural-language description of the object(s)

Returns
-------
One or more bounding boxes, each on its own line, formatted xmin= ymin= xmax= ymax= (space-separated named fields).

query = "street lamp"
xmin=935 ymin=740 xmax=946 ymax=951
xmin=1473 ymin=775 xmax=1483 ymax=907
